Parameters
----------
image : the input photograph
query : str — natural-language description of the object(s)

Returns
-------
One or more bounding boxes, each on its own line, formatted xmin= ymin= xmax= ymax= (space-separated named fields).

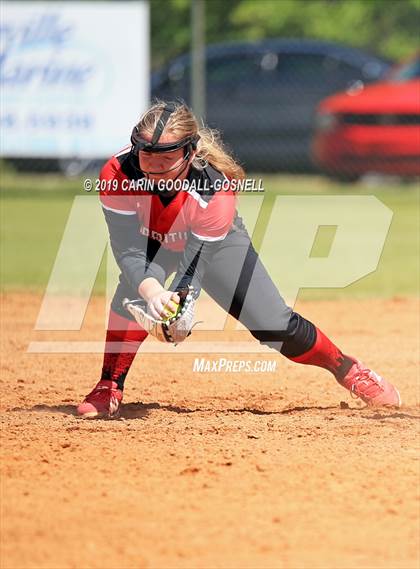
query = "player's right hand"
xmin=147 ymin=290 xmax=180 ymax=320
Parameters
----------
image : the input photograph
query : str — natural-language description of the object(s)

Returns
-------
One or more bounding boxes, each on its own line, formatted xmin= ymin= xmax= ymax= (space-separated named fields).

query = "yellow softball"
xmin=162 ymin=302 xmax=180 ymax=321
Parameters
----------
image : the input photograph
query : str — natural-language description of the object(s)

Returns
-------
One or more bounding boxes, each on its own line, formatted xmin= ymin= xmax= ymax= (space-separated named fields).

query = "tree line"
xmin=151 ymin=0 xmax=420 ymax=69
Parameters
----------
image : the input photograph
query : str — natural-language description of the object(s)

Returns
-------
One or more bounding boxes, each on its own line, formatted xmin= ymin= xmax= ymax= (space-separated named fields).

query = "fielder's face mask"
xmin=131 ymin=103 xmax=200 ymax=176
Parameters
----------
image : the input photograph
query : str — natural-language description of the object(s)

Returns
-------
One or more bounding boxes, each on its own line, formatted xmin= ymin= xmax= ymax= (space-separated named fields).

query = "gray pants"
xmin=111 ymin=229 xmax=313 ymax=356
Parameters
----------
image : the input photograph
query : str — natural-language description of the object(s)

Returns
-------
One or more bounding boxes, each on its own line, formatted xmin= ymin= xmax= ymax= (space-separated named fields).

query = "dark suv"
xmin=152 ymin=39 xmax=390 ymax=171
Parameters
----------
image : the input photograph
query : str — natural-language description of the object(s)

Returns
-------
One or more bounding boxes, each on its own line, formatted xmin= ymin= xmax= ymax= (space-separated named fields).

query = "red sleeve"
xmin=189 ymin=190 xmax=237 ymax=241
xmin=99 ymin=156 xmax=137 ymax=215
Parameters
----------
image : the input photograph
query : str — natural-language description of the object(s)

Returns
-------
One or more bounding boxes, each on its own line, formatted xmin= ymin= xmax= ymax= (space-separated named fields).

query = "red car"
xmin=312 ymin=54 xmax=420 ymax=180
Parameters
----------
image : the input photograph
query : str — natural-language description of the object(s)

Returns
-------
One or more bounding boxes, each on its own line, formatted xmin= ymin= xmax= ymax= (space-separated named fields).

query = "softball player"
xmin=77 ymin=101 xmax=401 ymax=418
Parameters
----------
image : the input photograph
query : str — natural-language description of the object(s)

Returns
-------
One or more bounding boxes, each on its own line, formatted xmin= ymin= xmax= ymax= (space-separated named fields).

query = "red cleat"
xmin=77 ymin=380 xmax=123 ymax=419
xmin=339 ymin=359 xmax=401 ymax=407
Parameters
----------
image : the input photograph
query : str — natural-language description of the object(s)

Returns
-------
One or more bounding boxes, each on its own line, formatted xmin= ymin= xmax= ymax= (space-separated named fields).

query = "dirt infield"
xmin=1 ymin=293 xmax=419 ymax=569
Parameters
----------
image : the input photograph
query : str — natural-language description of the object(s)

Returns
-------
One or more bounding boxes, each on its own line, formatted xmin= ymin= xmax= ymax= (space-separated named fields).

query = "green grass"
xmin=240 ymin=174 xmax=420 ymax=300
xmin=1 ymin=170 xmax=419 ymax=300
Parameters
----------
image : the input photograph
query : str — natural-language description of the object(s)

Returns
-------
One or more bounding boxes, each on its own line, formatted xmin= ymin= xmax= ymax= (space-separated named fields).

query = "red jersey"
xmin=99 ymin=147 xmax=237 ymax=252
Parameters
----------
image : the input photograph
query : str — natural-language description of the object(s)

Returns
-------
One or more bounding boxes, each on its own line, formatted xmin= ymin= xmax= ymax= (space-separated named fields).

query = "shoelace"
xmin=86 ymin=384 xmax=119 ymax=399
xmin=350 ymin=368 xmax=384 ymax=400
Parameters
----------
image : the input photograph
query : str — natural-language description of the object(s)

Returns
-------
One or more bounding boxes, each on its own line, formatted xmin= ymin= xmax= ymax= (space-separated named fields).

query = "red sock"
xmin=100 ymin=310 xmax=148 ymax=390
xmin=288 ymin=327 xmax=354 ymax=381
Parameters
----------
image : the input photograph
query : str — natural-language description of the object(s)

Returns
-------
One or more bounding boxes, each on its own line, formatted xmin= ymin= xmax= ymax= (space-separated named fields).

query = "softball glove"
xmin=122 ymin=286 xmax=196 ymax=344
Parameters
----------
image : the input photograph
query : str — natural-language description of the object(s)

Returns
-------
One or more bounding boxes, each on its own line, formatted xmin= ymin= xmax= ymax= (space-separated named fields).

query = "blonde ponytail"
xmin=193 ymin=126 xmax=245 ymax=180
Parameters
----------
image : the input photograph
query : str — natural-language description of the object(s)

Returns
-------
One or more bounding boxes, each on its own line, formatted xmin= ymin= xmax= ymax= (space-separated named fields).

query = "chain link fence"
xmin=2 ymin=0 xmax=420 ymax=180
xmin=152 ymin=38 xmax=398 ymax=176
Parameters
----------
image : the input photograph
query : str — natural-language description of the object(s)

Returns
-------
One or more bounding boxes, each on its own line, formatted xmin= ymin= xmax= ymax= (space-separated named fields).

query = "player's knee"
xmin=250 ymin=312 xmax=316 ymax=356
xmin=248 ymin=309 xmax=296 ymax=345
